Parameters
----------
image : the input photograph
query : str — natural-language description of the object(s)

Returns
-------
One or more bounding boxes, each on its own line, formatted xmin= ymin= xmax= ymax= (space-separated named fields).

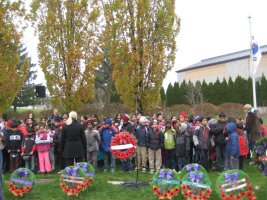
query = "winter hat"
xmin=122 ymin=114 xmax=130 ymax=123
xmin=105 ymin=118 xmax=112 ymax=125
xmin=139 ymin=116 xmax=148 ymax=123
xmin=180 ymin=111 xmax=187 ymax=118
xmin=180 ymin=123 xmax=187 ymax=132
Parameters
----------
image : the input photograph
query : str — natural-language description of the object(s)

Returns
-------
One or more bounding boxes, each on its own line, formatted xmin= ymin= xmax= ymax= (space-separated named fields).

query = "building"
xmin=176 ymin=45 xmax=267 ymax=84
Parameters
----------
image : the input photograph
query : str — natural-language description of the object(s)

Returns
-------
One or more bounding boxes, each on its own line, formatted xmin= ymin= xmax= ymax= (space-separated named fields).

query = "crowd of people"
xmin=0 ymin=104 xmax=267 ymax=177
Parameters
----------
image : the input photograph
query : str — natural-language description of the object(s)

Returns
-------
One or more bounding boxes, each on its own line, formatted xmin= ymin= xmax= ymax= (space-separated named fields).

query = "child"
xmin=193 ymin=117 xmax=210 ymax=170
xmin=224 ymin=123 xmax=240 ymax=170
xmin=135 ymin=116 xmax=149 ymax=172
xmin=7 ymin=121 xmax=23 ymax=172
xmin=85 ymin=120 xmax=100 ymax=171
xmin=21 ymin=127 xmax=36 ymax=172
xmin=99 ymin=118 xmax=116 ymax=173
xmin=146 ymin=120 xmax=163 ymax=174
xmin=175 ymin=123 xmax=190 ymax=171
xmin=35 ymin=122 xmax=52 ymax=174
xmin=259 ymin=118 xmax=267 ymax=137
xmin=236 ymin=123 xmax=248 ymax=170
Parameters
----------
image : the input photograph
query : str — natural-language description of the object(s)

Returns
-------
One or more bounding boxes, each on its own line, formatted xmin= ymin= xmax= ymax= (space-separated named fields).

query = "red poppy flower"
xmin=182 ymin=185 xmax=187 ymax=190
xmin=192 ymin=195 xmax=198 ymax=200
xmin=183 ymin=193 xmax=189 ymax=198
xmin=206 ymin=189 xmax=211 ymax=195
xmin=221 ymin=193 xmax=226 ymax=199
xmin=156 ymin=191 xmax=162 ymax=196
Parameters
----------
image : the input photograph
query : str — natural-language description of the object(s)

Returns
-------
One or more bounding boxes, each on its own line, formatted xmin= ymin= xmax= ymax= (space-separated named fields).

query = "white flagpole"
xmin=248 ymin=16 xmax=257 ymax=109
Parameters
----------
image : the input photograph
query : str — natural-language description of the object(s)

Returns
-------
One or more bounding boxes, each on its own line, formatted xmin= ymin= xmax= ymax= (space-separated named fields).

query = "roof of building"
xmin=176 ymin=45 xmax=267 ymax=73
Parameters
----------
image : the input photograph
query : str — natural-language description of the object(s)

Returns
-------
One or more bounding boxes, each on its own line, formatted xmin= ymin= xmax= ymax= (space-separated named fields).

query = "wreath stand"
xmin=121 ymin=152 xmax=149 ymax=188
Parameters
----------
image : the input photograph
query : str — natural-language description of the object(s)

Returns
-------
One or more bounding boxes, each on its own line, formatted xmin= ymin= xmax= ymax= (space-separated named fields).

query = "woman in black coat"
xmin=61 ymin=111 xmax=87 ymax=166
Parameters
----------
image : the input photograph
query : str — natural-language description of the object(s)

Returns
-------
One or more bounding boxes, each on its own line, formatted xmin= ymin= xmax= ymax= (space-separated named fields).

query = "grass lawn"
xmin=3 ymin=160 xmax=267 ymax=200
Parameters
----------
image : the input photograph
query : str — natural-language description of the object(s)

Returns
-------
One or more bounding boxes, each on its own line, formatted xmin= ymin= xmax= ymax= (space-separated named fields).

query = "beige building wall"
xmin=177 ymin=54 xmax=267 ymax=84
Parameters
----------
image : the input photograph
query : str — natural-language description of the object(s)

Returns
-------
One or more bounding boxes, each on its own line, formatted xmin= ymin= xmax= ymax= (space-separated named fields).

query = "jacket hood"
xmin=180 ymin=123 xmax=187 ymax=133
xmin=227 ymin=122 xmax=237 ymax=133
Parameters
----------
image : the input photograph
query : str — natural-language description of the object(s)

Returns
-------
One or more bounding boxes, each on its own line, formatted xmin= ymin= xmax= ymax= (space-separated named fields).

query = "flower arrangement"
xmin=60 ymin=166 xmax=91 ymax=196
xmin=75 ymin=162 xmax=95 ymax=177
xmin=181 ymin=170 xmax=212 ymax=200
xmin=253 ymin=136 xmax=267 ymax=175
xmin=110 ymin=132 xmax=137 ymax=160
xmin=216 ymin=169 xmax=256 ymax=200
xmin=9 ymin=168 xmax=35 ymax=196
xmin=152 ymin=169 xmax=180 ymax=199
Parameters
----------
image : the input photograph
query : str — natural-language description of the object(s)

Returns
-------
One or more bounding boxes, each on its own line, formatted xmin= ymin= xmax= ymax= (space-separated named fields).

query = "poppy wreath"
xmin=110 ymin=132 xmax=137 ymax=160
xmin=75 ymin=162 xmax=95 ymax=177
xmin=253 ymin=136 xmax=267 ymax=175
xmin=9 ymin=168 xmax=35 ymax=197
xmin=60 ymin=166 xmax=90 ymax=196
xmin=180 ymin=163 xmax=208 ymax=179
xmin=152 ymin=168 xmax=180 ymax=199
xmin=181 ymin=170 xmax=212 ymax=200
xmin=216 ymin=169 xmax=256 ymax=200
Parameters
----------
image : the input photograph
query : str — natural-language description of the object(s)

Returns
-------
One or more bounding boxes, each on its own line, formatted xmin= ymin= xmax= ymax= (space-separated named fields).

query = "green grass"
xmin=3 ymin=161 xmax=267 ymax=200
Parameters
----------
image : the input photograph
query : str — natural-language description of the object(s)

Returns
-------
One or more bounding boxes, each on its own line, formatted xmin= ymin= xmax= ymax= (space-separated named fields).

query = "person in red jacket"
xmin=259 ymin=118 xmax=267 ymax=137
xmin=21 ymin=127 xmax=36 ymax=172
xmin=236 ymin=123 xmax=248 ymax=170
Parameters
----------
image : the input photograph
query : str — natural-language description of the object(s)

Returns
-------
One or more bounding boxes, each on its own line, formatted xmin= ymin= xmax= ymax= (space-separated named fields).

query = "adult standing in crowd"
xmin=61 ymin=111 xmax=86 ymax=166
xmin=210 ymin=112 xmax=227 ymax=171
xmin=243 ymin=104 xmax=262 ymax=156
xmin=48 ymin=109 xmax=61 ymax=130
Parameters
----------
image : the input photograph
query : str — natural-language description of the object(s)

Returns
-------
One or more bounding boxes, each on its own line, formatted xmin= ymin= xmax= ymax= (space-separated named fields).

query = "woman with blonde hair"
xmin=61 ymin=111 xmax=87 ymax=166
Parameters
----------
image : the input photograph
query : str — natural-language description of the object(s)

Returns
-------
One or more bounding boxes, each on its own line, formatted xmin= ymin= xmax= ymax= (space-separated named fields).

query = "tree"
xmin=31 ymin=0 xmax=103 ymax=112
xmin=12 ymin=45 xmax=37 ymax=111
xmin=185 ymin=81 xmax=203 ymax=106
xmin=0 ymin=0 xmax=29 ymax=114
xmin=102 ymin=0 xmax=180 ymax=113
xmin=166 ymin=83 xmax=175 ymax=107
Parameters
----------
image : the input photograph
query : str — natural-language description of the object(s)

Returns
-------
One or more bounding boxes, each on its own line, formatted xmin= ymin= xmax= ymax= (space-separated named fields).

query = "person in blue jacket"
xmin=224 ymin=122 xmax=240 ymax=170
xmin=99 ymin=118 xmax=116 ymax=173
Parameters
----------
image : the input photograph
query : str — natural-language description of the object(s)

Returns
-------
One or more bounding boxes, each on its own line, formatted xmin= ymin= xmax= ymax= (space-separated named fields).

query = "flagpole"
xmin=248 ymin=16 xmax=257 ymax=109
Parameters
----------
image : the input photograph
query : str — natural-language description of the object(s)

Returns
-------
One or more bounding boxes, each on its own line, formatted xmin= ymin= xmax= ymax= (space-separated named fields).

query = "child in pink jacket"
xmin=35 ymin=122 xmax=52 ymax=174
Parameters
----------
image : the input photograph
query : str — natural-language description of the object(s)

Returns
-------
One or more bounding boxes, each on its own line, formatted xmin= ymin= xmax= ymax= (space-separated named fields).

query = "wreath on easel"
xmin=152 ymin=168 xmax=180 ymax=199
xmin=216 ymin=169 xmax=256 ymax=200
xmin=110 ymin=132 xmax=137 ymax=160
xmin=9 ymin=168 xmax=35 ymax=197
xmin=253 ymin=136 xmax=267 ymax=175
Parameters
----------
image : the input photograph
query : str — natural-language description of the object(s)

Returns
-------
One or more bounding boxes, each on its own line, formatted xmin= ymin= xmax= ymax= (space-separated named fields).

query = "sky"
xmin=23 ymin=0 xmax=267 ymax=89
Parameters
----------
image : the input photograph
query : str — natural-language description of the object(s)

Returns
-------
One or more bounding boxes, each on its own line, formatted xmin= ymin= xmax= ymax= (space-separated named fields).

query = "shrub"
xmin=218 ymin=103 xmax=244 ymax=118
xmin=165 ymin=104 xmax=193 ymax=118
xmin=193 ymin=103 xmax=219 ymax=117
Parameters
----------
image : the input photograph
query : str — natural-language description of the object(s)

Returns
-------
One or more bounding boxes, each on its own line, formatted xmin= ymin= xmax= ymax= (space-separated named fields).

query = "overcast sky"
xmin=23 ymin=0 xmax=267 ymax=89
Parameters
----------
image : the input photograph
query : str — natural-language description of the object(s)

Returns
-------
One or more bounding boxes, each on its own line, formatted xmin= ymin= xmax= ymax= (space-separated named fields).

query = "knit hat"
xmin=139 ymin=116 xmax=148 ymax=123
xmin=180 ymin=111 xmax=187 ymax=118
xmin=105 ymin=118 xmax=112 ymax=125
xmin=122 ymin=114 xmax=130 ymax=123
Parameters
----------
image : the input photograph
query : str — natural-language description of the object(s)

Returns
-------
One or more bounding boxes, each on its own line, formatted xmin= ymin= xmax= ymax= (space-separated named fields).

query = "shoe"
xmin=149 ymin=170 xmax=154 ymax=174
xmin=142 ymin=167 xmax=146 ymax=173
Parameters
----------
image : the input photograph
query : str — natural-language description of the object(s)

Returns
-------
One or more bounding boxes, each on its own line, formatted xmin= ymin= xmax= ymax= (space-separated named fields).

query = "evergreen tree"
xmin=179 ymin=80 xmax=188 ymax=104
xmin=173 ymin=82 xmax=180 ymax=104
xmin=220 ymin=78 xmax=228 ymax=104
xmin=227 ymin=77 xmax=236 ymax=103
xmin=12 ymin=45 xmax=37 ymax=111
xmin=166 ymin=83 xmax=175 ymax=107
xmin=258 ymin=75 xmax=267 ymax=106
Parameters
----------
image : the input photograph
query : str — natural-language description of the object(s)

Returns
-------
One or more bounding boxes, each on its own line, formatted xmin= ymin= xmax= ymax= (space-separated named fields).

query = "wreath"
xmin=9 ymin=168 xmax=35 ymax=197
xmin=75 ymin=162 xmax=95 ymax=177
xmin=180 ymin=163 xmax=207 ymax=179
xmin=181 ymin=170 xmax=212 ymax=200
xmin=60 ymin=166 xmax=92 ymax=196
xmin=152 ymin=168 xmax=180 ymax=199
xmin=216 ymin=169 xmax=256 ymax=200
xmin=110 ymin=132 xmax=137 ymax=160
xmin=253 ymin=136 xmax=267 ymax=175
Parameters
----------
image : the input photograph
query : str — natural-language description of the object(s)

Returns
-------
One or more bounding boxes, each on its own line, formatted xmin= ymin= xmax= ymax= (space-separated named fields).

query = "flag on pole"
xmin=251 ymin=40 xmax=262 ymax=75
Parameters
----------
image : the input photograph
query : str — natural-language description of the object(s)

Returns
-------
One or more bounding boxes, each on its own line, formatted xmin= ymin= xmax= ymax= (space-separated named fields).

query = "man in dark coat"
xmin=61 ymin=111 xmax=86 ymax=166
xmin=210 ymin=112 xmax=227 ymax=171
